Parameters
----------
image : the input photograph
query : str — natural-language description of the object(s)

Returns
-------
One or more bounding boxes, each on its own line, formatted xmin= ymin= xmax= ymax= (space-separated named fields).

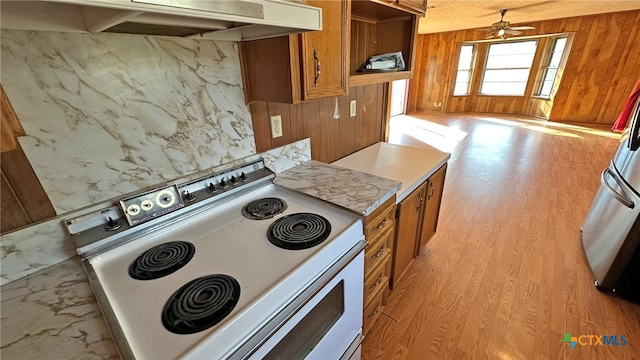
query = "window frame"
xmin=479 ymin=39 xmax=539 ymax=97
xmin=453 ymin=44 xmax=476 ymax=97
xmin=534 ymin=35 xmax=569 ymax=99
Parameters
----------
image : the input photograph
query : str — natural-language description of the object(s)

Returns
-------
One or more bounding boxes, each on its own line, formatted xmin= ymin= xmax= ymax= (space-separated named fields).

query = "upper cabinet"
xmin=394 ymin=0 xmax=428 ymax=14
xmin=240 ymin=0 xmax=350 ymax=104
xmin=240 ymin=0 xmax=422 ymax=104
xmin=301 ymin=0 xmax=351 ymax=101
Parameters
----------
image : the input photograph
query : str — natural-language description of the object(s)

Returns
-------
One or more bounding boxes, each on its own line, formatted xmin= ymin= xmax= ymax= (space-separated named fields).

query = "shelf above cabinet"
xmin=350 ymin=1 xmax=419 ymax=86
xmin=350 ymin=70 xmax=413 ymax=87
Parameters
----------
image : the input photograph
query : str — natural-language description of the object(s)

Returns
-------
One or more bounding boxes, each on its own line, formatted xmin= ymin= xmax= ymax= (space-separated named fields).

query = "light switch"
xmin=270 ymin=115 xmax=283 ymax=138
xmin=350 ymin=100 xmax=356 ymax=117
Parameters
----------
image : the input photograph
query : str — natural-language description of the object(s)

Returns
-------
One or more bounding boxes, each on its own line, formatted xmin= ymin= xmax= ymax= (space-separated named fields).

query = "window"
xmin=536 ymin=36 xmax=568 ymax=98
xmin=453 ymin=45 xmax=475 ymax=96
xmin=480 ymin=40 xmax=537 ymax=96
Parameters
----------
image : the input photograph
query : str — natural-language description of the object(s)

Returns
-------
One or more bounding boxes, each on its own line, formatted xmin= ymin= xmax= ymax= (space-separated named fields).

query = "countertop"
xmin=0 ymin=257 xmax=119 ymax=359
xmin=274 ymin=160 xmax=402 ymax=216
xmin=332 ymin=142 xmax=450 ymax=203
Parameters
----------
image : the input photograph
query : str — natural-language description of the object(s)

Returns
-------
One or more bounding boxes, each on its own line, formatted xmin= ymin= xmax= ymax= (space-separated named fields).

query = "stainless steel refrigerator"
xmin=582 ymin=96 xmax=640 ymax=303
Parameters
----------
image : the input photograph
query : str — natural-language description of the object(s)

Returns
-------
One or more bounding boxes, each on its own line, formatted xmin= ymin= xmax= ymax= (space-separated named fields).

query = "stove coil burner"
xmin=129 ymin=241 xmax=195 ymax=280
xmin=242 ymin=198 xmax=288 ymax=220
xmin=162 ymin=274 xmax=241 ymax=334
xmin=267 ymin=213 xmax=332 ymax=250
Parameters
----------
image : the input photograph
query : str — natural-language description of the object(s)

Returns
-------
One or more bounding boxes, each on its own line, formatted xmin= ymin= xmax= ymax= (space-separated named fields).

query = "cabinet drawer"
xmin=364 ymin=228 xmax=393 ymax=276
xmin=363 ymin=280 xmax=386 ymax=336
xmin=365 ymin=198 xmax=396 ymax=243
xmin=364 ymin=260 xmax=389 ymax=306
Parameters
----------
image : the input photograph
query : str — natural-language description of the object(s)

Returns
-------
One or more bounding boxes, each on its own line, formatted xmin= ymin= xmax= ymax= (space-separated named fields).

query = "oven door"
xmin=249 ymin=250 xmax=364 ymax=360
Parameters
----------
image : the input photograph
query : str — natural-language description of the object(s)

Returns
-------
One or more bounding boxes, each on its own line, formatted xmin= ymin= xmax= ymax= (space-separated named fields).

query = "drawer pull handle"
xmin=371 ymin=218 xmax=388 ymax=232
xmin=370 ymin=246 xmax=384 ymax=260
xmin=369 ymin=274 xmax=384 ymax=289
xmin=367 ymin=304 xmax=381 ymax=319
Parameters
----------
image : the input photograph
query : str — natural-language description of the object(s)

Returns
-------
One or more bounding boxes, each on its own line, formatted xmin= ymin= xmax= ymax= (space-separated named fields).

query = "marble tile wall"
xmin=1 ymin=30 xmax=255 ymax=214
xmin=0 ymin=29 xmax=313 ymax=286
xmin=0 ymin=138 xmax=311 ymax=286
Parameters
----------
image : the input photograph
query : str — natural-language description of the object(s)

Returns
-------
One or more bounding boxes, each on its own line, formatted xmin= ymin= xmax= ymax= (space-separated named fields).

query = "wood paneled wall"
xmin=250 ymin=84 xmax=387 ymax=163
xmin=407 ymin=10 xmax=640 ymax=125
xmin=1 ymin=86 xmax=56 ymax=233
xmin=1 ymin=85 xmax=25 ymax=152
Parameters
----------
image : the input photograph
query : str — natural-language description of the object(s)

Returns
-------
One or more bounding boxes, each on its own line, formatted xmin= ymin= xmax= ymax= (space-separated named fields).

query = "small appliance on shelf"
xmin=359 ymin=51 xmax=406 ymax=72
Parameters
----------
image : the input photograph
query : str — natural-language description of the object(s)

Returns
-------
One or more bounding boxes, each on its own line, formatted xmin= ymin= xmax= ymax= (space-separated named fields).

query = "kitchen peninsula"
xmin=275 ymin=142 xmax=450 ymax=334
xmin=333 ymin=142 xmax=450 ymax=288
xmin=333 ymin=142 xmax=450 ymax=203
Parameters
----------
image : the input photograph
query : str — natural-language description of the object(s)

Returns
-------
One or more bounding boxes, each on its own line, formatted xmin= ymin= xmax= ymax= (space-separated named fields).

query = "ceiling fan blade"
xmin=485 ymin=32 xmax=497 ymax=39
xmin=509 ymin=26 xmax=536 ymax=30
xmin=505 ymin=29 xmax=522 ymax=35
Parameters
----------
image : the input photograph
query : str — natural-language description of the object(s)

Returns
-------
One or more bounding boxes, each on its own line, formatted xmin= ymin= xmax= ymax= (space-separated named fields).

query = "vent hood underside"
xmin=1 ymin=0 xmax=322 ymax=41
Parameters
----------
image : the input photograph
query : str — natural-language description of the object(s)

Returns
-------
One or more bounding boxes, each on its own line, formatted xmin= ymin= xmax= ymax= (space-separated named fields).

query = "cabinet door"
xmin=392 ymin=183 xmax=426 ymax=287
xmin=417 ymin=164 xmax=447 ymax=252
xmin=300 ymin=0 xmax=349 ymax=100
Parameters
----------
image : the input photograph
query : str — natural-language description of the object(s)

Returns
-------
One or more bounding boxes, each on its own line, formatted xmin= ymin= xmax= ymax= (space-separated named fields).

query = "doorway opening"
xmin=390 ymin=79 xmax=408 ymax=117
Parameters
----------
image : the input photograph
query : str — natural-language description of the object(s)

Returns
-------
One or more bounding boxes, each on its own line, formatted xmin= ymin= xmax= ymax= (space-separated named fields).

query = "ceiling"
xmin=418 ymin=0 xmax=640 ymax=34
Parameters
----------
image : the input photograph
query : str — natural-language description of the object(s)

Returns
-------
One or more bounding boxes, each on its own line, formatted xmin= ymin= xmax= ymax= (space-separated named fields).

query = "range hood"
xmin=1 ymin=0 xmax=322 ymax=41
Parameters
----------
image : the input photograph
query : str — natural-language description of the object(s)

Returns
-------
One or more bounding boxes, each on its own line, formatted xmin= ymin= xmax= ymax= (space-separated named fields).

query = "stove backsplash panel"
xmin=0 ymin=138 xmax=311 ymax=286
xmin=1 ymin=30 xmax=255 ymax=214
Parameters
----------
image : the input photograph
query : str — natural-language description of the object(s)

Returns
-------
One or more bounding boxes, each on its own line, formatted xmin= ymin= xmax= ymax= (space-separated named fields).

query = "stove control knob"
xmin=105 ymin=217 xmax=121 ymax=231
xmin=240 ymin=172 xmax=248 ymax=181
xmin=230 ymin=175 xmax=238 ymax=185
xmin=207 ymin=182 xmax=217 ymax=193
xmin=219 ymin=178 xmax=228 ymax=189
xmin=183 ymin=191 xmax=196 ymax=202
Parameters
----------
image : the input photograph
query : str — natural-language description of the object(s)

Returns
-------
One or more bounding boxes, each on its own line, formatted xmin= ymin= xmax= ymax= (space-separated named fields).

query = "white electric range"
xmin=66 ymin=160 xmax=365 ymax=360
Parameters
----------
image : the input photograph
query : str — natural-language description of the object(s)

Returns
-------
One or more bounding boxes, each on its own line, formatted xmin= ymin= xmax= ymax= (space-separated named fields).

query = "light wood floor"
xmin=362 ymin=112 xmax=640 ymax=359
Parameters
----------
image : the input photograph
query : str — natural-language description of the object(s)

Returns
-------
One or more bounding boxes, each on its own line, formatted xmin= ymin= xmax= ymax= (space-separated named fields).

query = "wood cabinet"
xmin=240 ymin=0 xmax=349 ymax=104
xmin=417 ymin=163 xmax=447 ymax=251
xmin=241 ymin=0 xmax=423 ymax=101
xmin=391 ymin=163 xmax=447 ymax=287
xmin=392 ymin=182 xmax=425 ymax=287
xmin=396 ymin=0 xmax=428 ymax=14
xmin=376 ymin=0 xmax=427 ymax=14
xmin=362 ymin=195 xmax=396 ymax=336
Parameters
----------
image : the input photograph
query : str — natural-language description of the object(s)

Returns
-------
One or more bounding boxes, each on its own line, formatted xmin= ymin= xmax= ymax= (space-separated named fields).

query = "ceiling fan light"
xmin=498 ymin=29 xmax=505 ymax=36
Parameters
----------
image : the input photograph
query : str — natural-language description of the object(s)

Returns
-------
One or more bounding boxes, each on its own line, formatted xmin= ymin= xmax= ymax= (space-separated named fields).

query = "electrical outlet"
xmin=270 ymin=115 xmax=283 ymax=138
xmin=350 ymin=100 xmax=356 ymax=117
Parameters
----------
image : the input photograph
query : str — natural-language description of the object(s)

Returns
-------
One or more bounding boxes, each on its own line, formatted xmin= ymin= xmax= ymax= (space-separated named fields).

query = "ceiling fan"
xmin=484 ymin=9 xmax=535 ymax=39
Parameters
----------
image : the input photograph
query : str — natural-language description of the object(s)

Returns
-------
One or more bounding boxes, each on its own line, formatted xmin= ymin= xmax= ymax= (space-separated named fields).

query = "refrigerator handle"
xmin=601 ymin=167 xmax=635 ymax=209
xmin=628 ymin=97 xmax=640 ymax=150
